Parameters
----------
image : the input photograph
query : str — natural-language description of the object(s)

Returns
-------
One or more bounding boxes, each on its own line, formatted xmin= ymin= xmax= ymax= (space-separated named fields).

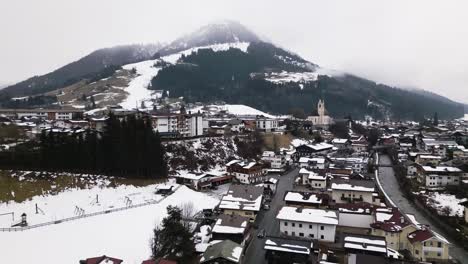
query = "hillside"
xmin=0 ymin=44 xmax=161 ymax=99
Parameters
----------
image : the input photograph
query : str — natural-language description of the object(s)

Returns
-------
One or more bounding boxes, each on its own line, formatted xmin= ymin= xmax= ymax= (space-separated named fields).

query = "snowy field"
xmin=425 ymin=192 xmax=467 ymax=217
xmin=0 ymin=184 xmax=220 ymax=264
xmin=189 ymin=104 xmax=277 ymax=118
xmin=119 ymin=42 xmax=249 ymax=110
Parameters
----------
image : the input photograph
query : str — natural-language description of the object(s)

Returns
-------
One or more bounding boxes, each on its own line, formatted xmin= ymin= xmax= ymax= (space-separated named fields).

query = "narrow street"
xmin=244 ymin=167 xmax=299 ymax=264
xmin=377 ymin=154 xmax=468 ymax=264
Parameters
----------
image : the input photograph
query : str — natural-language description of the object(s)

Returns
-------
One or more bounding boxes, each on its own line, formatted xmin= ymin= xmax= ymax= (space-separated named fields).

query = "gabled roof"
xmin=330 ymin=179 xmax=375 ymax=192
xmin=80 ymin=255 xmax=123 ymax=264
xmin=407 ymin=229 xmax=434 ymax=243
xmin=276 ymin=206 xmax=338 ymax=225
xmin=371 ymin=208 xmax=412 ymax=232
xmin=264 ymin=236 xmax=311 ymax=255
xmin=219 ymin=185 xmax=263 ymax=211
xmin=212 ymin=214 xmax=249 ymax=234
xmin=200 ymin=240 xmax=243 ymax=263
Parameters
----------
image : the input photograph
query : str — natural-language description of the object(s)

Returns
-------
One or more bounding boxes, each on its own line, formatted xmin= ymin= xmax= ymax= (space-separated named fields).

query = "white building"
xmin=261 ymin=151 xmax=286 ymax=170
xmin=298 ymin=157 xmax=326 ymax=170
xmin=187 ymin=114 xmax=204 ymax=137
xmin=299 ymin=168 xmax=327 ymax=189
xmin=255 ymin=116 xmax=278 ymax=132
xmin=418 ymin=166 xmax=462 ymax=188
xmin=330 ymin=180 xmax=376 ymax=204
xmin=277 ymin=206 xmax=338 ymax=242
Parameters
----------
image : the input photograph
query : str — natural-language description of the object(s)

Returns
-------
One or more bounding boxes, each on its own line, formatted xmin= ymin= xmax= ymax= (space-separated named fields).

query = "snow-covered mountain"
xmin=156 ymin=20 xmax=261 ymax=56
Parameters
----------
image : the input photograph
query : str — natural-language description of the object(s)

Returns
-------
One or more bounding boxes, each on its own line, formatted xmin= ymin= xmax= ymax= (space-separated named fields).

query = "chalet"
xmin=228 ymin=119 xmax=245 ymax=133
xmin=283 ymin=191 xmax=329 ymax=208
xmin=200 ymin=240 xmax=243 ymax=264
xmin=277 ymin=206 xmax=338 ymax=242
xmin=330 ymin=179 xmax=376 ymax=204
xmin=407 ymin=228 xmax=450 ymax=262
xmin=350 ymin=136 xmax=368 ymax=153
xmin=371 ymin=207 xmax=417 ymax=251
xmin=219 ymin=185 xmax=263 ymax=221
xmin=226 ymin=160 xmax=264 ymax=184
xmin=295 ymin=143 xmax=334 ymax=157
xmin=212 ymin=214 xmax=250 ymax=245
xmin=255 ymin=116 xmax=278 ymax=132
xmin=264 ymin=237 xmax=312 ymax=264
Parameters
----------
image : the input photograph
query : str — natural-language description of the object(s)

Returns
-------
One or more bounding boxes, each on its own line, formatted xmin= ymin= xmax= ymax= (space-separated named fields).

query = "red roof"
xmin=407 ymin=229 xmax=434 ymax=243
xmin=371 ymin=207 xmax=412 ymax=232
xmin=82 ymin=255 xmax=123 ymax=264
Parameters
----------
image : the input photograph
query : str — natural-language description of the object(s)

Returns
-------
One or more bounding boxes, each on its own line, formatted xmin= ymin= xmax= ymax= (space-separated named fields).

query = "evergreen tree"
xmin=151 ymin=206 xmax=195 ymax=262
xmin=433 ymin=112 xmax=439 ymax=126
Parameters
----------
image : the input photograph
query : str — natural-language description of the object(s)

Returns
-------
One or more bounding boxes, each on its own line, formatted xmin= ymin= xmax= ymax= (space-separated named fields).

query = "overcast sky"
xmin=1 ymin=0 xmax=468 ymax=103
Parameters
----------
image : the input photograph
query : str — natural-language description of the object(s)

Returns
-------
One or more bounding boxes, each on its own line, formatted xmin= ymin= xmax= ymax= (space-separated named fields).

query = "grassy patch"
xmin=0 ymin=170 xmax=165 ymax=204
xmin=262 ymin=133 xmax=293 ymax=151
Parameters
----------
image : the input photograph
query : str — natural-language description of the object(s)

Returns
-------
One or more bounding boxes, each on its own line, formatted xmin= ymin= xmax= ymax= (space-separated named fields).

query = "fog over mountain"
xmin=1 ymin=0 xmax=468 ymax=103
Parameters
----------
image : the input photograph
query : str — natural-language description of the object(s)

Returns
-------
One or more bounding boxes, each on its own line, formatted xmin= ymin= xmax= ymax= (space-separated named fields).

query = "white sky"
xmin=1 ymin=0 xmax=468 ymax=103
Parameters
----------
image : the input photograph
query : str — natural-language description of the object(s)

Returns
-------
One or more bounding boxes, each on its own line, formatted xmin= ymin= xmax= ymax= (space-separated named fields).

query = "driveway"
xmin=244 ymin=167 xmax=299 ymax=264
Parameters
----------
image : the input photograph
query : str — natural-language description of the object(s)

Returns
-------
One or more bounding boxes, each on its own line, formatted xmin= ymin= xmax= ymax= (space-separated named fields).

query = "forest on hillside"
xmin=151 ymin=44 xmax=464 ymax=120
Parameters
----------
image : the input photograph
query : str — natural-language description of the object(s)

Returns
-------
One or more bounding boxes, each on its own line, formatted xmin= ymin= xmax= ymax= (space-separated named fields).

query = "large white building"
xmin=330 ymin=179 xmax=376 ymax=204
xmin=418 ymin=166 xmax=462 ymax=188
xmin=261 ymin=151 xmax=286 ymax=170
xmin=307 ymin=99 xmax=333 ymax=127
xmin=151 ymin=113 xmax=203 ymax=137
xmin=277 ymin=206 xmax=338 ymax=242
xmin=255 ymin=116 xmax=279 ymax=132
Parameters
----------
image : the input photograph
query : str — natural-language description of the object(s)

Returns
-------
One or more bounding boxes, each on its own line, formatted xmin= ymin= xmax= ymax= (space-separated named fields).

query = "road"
xmin=377 ymin=154 xmax=468 ymax=264
xmin=244 ymin=167 xmax=299 ymax=264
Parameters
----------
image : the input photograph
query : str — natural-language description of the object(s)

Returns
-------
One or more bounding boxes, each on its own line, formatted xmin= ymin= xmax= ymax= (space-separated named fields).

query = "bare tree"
xmin=180 ymin=202 xmax=195 ymax=229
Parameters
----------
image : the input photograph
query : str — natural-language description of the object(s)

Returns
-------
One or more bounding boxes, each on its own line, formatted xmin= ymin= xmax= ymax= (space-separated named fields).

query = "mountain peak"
xmin=158 ymin=21 xmax=261 ymax=55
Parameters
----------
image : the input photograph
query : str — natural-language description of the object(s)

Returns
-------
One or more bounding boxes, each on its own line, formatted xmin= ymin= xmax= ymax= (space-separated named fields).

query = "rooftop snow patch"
xmin=276 ymin=206 xmax=338 ymax=225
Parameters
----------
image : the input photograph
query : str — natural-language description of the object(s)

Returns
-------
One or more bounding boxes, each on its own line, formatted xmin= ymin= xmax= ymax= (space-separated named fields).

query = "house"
xmin=261 ymin=151 xmax=286 ymax=171
xmin=343 ymin=234 xmax=387 ymax=258
xmin=370 ymin=207 xmax=417 ymax=251
xmin=212 ymin=214 xmax=250 ymax=245
xmin=298 ymin=157 xmax=326 ymax=170
xmin=417 ymin=166 xmax=462 ymax=188
xmin=226 ymin=160 xmax=264 ymax=184
xmin=264 ymin=236 xmax=312 ymax=264
xmin=328 ymin=157 xmax=368 ymax=174
xmin=406 ymin=162 xmax=419 ymax=178
xmin=262 ymin=178 xmax=278 ymax=196
xmin=283 ymin=191 xmax=329 ymax=208
xmin=306 ymin=99 xmax=333 ymax=127
xmin=277 ymin=206 xmax=338 ymax=242
xmin=200 ymin=240 xmax=243 ymax=264
xmin=332 ymin=138 xmax=350 ymax=149
xmin=407 ymin=228 xmax=450 ymax=262
xmin=255 ymin=116 xmax=278 ymax=132
xmin=460 ymin=201 xmax=468 ymax=223
xmin=298 ymin=168 xmax=327 ymax=189
xmin=79 ymin=255 xmax=123 ymax=264
xmin=415 ymin=154 xmax=442 ymax=166
xmin=219 ymin=185 xmax=263 ymax=221
xmin=173 ymin=173 xmax=212 ymax=190
xmin=330 ymin=179 xmax=376 ymax=204
xmin=295 ymin=143 xmax=334 ymax=157
xmin=228 ymin=119 xmax=245 ymax=133
xmin=334 ymin=203 xmax=376 ymax=233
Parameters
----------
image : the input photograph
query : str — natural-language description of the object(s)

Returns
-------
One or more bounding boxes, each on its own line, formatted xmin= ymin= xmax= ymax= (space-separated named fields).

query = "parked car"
xmin=257 ymin=229 xmax=266 ymax=238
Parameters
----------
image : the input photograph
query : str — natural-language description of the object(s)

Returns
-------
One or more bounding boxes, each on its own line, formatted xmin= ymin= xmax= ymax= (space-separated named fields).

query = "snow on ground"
xmin=426 ymin=192 xmax=467 ymax=217
xmin=189 ymin=104 xmax=276 ymax=118
xmin=0 ymin=185 xmax=220 ymax=264
xmin=119 ymin=42 xmax=249 ymax=110
xmin=290 ymin=138 xmax=313 ymax=148
xmin=265 ymin=71 xmax=318 ymax=84
xmin=120 ymin=60 xmax=161 ymax=109
xmin=0 ymin=184 xmax=163 ymax=227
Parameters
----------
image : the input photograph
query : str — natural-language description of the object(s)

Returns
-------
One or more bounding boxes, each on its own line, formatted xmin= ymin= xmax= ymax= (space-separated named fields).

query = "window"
xmin=292 ymin=232 xmax=296 ymax=236
xmin=309 ymin=225 xmax=313 ymax=229
xmin=320 ymin=235 xmax=324 ymax=239
xmin=437 ymin=252 xmax=441 ymax=257
xmin=309 ymin=234 xmax=314 ymax=238
xmin=415 ymin=250 xmax=419 ymax=255
xmin=299 ymin=233 xmax=304 ymax=237
xmin=424 ymin=251 xmax=428 ymax=256
xmin=284 ymin=222 xmax=288 ymax=226
xmin=292 ymin=223 xmax=295 ymax=227
xmin=437 ymin=242 xmax=442 ymax=247
xmin=299 ymin=224 xmax=302 ymax=228
xmin=284 ymin=231 xmax=288 ymax=235
xmin=320 ymin=226 xmax=324 ymax=230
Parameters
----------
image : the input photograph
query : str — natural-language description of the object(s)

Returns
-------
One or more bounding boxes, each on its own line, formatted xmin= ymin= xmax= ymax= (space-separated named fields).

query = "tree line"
xmin=0 ymin=114 xmax=168 ymax=179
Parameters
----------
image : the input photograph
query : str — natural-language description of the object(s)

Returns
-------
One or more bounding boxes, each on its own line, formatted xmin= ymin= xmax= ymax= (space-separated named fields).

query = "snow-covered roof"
xmin=219 ymin=185 xmax=263 ymax=211
xmin=298 ymin=157 xmax=325 ymax=164
xmin=330 ymin=180 xmax=375 ymax=193
xmin=212 ymin=214 xmax=248 ymax=234
xmin=343 ymin=235 xmax=387 ymax=254
xmin=332 ymin=138 xmax=349 ymax=144
xmin=284 ymin=191 xmax=323 ymax=205
xmin=264 ymin=238 xmax=311 ymax=255
xmin=276 ymin=206 xmax=338 ymax=225
xmin=421 ymin=166 xmax=462 ymax=173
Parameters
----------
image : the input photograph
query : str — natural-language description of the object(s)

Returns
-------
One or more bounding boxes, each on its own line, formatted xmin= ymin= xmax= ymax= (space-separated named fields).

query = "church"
xmin=307 ymin=99 xmax=333 ymax=127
